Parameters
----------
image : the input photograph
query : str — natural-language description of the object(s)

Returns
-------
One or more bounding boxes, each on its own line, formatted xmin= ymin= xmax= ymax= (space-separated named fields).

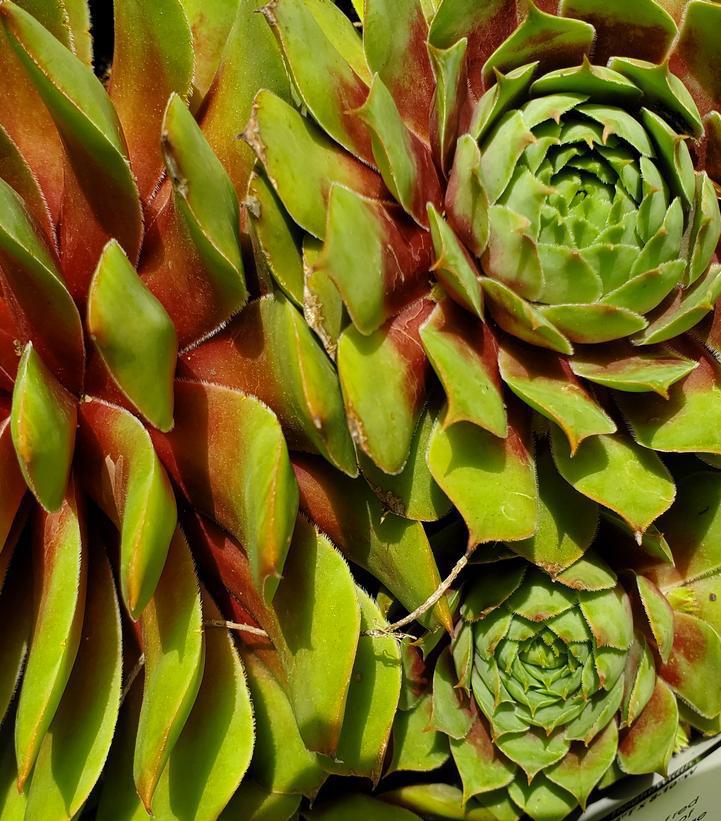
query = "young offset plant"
xmin=1 ymin=0 xmax=721 ymax=820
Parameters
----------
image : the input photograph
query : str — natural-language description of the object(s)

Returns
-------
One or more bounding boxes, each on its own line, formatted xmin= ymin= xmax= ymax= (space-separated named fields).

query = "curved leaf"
xmin=134 ymin=528 xmax=205 ymax=811
xmin=15 ymin=484 xmax=87 ymax=789
xmin=88 ymin=240 xmax=177 ymax=432
xmin=240 ymin=647 xmax=326 ymax=797
xmin=199 ymin=0 xmax=291 ymax=198
xmin=151 ymin=379 xmax=298 ymax=602
xmin=180 ymin=294 xmax=357 ymax=476
xmin=428 ymin=412 xmax=538 ymax=545
xmin=77 ymin=398 xmax=177 ymax=619
xmin=271 ymin=516 xmax=361 ymax=755
xmin=327 ymin=588 xmax=402 ymax=782
xmin=337 ymin=299 xmax=431 ymax=475
xmin=109 ymin=0 xmax=193 ymax=199
xmin=151 ymin=591 xmax=254 ymax=821
xmin=551 ymin=426 xmax=675 ymax=536
xmin=0 ymin=177 xmax=83 ymax=393
xmin=11 ymin=344 xmax=76 ymax=512
xmin=143 ymin=93 xmax=248 ymax=348
xmin=293 ymin=453 xmax=452 ymax=631
xmin=26 ymin=548 xmax=122 ymax=819
xmin=1 ymin=0 xmax=143 ymax=294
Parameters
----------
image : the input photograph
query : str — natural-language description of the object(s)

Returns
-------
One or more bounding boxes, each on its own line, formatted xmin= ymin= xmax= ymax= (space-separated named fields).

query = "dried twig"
xmin=204 ymin=619 xmax=268 ymax=638
xmin=363 ymin=544 xmax=474 ymax=639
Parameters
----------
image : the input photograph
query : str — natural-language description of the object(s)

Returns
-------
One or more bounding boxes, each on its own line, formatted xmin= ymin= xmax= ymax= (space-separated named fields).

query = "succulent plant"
xmin=0 ymin=1 xmax=412 ymax=817
xmin=2 ymin=0 xmax=721 ymax=819
xmin=310 ymin=472 xmax=721 ymax=820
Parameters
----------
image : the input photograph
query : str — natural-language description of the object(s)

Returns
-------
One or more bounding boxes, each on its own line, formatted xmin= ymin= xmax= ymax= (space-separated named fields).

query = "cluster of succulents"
xmin=1 ymin=0 xmax=721 ymax=819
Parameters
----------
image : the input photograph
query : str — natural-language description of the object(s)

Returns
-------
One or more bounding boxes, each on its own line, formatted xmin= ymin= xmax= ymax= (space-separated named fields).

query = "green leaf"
xmin=293 ymin=453 xmax=453 ymax=631
xmin=506 ymin=568 xmax=576 ymax=621
xmin=88 ymin=241 xmax=177 ymax=432
xmin=1 ymin=0 xmax=143 ymax=277
xmin=483 ymin=3 xmax=594 ymax=84
xmin=508 ymin=773 xmax=577 ymax=821
xmin=432 ymin=648 xmax=474 ymax=740
xmin=247 ymin=170 xmax=304 ymax=307
xmin=428 ymin=414 xmax=538 ymax=545
xmin=531 ymin=60 xmax=642 ymax=104
xmin=162 ymin=92 xmax=248 ymax=341
xmin=498 ymin=337 xmax=616 ymax=453
xmin=360 ymin=405 xmax=452 ymax=522
xmin=445 ymin=133 xmax=489 ymax=256
xmin=427 ymin=204 xmax=483 ymax=317
xmin=570 ymin=343 xmax=697 ymax=397
xmin=538 ymin=303 xmax=647 ymax=344
xmin=428 ymin=38 xmax=467 ymax=173
xmin=461 ymin=563 xmax=526 ymax=621
xmin=151 ymin=379 xmax=298 ymax=602
xmin=63 ymin=0 xmax=92 ymax=65
xmin=481 ymin=278 xmax=573 ymax=354
xmin=608 ymin=56 xmax=702 ymax=137
xmin=420 ymin=299 xmax=506 ymax=437
xmin=687 ymin=172 xmax=721 ymax=286
xmin=220 ymin=782 xmax=301 ymax=821
xmin=109 ymin=0 xmax=193 ymax=198
xmin=261 ymin=0 xmax=373 ymax=164
xmin=180 ymin=293 xmax=358 ymax=476
xmin=387 ymin=694 xmax=450 ymax=775
xmin=634 ymin=264 xmax=721 ymax=346
xmin=10 ymin=344 xmax=76 ymax=512
xmin=451 ymin=709 xmax=516 ymax=803
xmin=318 ymin=185 xmax=430 ymax=335
xmin=14 ymin=0 xmax=73 ymax=47
xmin=178 ymin=0 xmax=238 ymax=103
xmin=483 ymin=205 xmax=543 ymax=301
xmin=512 ymin=449 xmax=598 ymax=574
xmin=659 ymin=612 xmax=721 ymax=719
xmin=551 ymin=426 xmax=675 ymax=535
xmin=26 ymin=549 xmax=122 ymax=820
xmin=271 ymin=517 xmax=361 ymax=755
xmin=363 ymin=0 xmax=434 ymax=142
xmin=578 ymin=587 xmax=634 ymax=650
xmin=547 ymin=721 xmax=617 ymax=808
xmin=303 ymin=235 xmax=346 ymax=357
xmin=381 ymin=783 xmax=521 ymax=821
xmin=356 ymin=74 xmax=441 ymax=226
xmin=241 ymin=647 xmax=326 ymax=797
xmin=617 ymin=342 xmax=721 ymax=454
xmin=134 ymin=529 xmax=204 ymax=812
xmin=497 ymin=728 xmax=570 ymax=781
xmin=617 ymin=678 xmax=677 ymax=775
xmin=0 ymin=721 xmax=26 ymax=819
xmin=337 ymin=300 xmax=431 ymax=475
xmin=95 ymin=680 xmax=147 ymax=821
xmin=327 ymin=588 xmax=402 ymax=782
xmin=199 ymin=0 xmax=290 ymax=199
xmin=151 ymin=592 xmax=254 ymax=821
xmin=0 ymin=177 xmax=83 ymax=393
xmin=77 ymin=399 xmax=177 ymax=619
xmin=15 ymin=486 xmax=86 ymax=790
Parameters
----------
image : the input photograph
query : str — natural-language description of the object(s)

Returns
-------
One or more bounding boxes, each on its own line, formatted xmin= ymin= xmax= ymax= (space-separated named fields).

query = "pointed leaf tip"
xmin=11 ymin=343 xmax=76 ymax=512
xmin=88 ymin=241 xmax=177 ymax=433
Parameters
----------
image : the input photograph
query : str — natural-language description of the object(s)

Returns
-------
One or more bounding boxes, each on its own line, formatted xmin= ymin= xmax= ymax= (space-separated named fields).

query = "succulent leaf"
xmin=134 ymin=529 xmax=205 ymax=811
